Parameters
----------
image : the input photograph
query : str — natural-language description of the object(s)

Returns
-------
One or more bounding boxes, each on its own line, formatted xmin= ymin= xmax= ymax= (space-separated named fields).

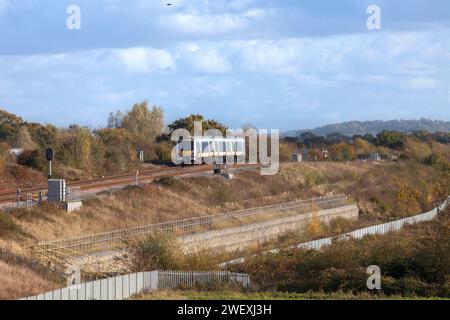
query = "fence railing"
xmin=20 ymin=270 xmax=250 ymax=301
xmin=222 ymin=196 xmax=450 ymax=265
xmin=2 ymin=186 xmax=81 ymax=211
xmin=35 ymin=194 xmax=347 ymax=255
xmin=296 ymin=198 xmax=448 ymax=251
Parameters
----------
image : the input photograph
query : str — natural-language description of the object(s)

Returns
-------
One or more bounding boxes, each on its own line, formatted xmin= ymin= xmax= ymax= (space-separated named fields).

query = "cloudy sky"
xmin=0 ymin=0 xmax=449 ymax=130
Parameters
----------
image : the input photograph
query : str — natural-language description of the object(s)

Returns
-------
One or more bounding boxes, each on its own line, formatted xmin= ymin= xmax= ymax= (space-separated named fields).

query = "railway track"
xmin=0 ymin=164 xmax=257 ymax=205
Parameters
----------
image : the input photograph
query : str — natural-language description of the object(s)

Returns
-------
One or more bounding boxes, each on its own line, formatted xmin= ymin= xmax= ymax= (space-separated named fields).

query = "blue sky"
xmin=0 ymin=0 xmax=449 ymax=130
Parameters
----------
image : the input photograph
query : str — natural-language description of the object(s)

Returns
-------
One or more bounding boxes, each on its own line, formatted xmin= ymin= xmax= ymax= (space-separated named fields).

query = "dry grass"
xmin=133 ymin=289 xmax=439 ymax=300
xmin=0 ymin=260 xmax=59 ymax=300
xmin=2 ymin=156 xmax=447 ymax=248
xmin=0 ymin=164 xmax=47 ymax=191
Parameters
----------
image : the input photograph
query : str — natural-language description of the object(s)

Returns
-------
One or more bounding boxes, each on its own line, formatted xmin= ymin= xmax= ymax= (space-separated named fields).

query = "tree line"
xmin=280 ymin=130 xmax=450 ymax=162
xmin=0 ymin=103 xmax=230 ymax=177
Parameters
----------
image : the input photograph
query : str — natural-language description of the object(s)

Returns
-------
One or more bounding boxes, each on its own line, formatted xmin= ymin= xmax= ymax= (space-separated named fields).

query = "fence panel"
xmin=37 ymin=195 xmax=347 ymax=254
xmin=221 ymin=198 xmax=449 ymax=266
xmin=20 ymin=270 xmax=250 ymax=300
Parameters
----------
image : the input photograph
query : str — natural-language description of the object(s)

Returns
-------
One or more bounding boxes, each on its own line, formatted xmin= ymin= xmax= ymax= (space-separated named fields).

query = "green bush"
xmin=375 ymin=131 xmax=406 ymax=149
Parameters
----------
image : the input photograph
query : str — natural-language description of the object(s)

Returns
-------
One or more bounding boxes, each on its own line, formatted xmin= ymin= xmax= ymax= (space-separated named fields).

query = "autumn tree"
xmin=279 ymin=142 xmax=297 ymax=162
xmin=168 ymin=114 xmax=227 ymax=135
xmin=58 ymin=125 xmax=93 ymax=170
xmin=329 ymin=142 xmax=356 ymax=161
xmin=107 ymin=111 xmax=125 ymax=129
xmin=26 ymin=123 xmax=58 ymax=149
xmin=353 ymin=137 xmax=374 ymax=155
xmin=0 ymin=142 xmax=9 ymax=173
xmin=95 ymin=128 xmax=136 ymax=171
xmin=0 ymin=109 xmax=23 ymax=144
xmin=122 ymin=101 xmax=164 ymax=140
xmin=16 ymin=126 xmax=37 ymax=150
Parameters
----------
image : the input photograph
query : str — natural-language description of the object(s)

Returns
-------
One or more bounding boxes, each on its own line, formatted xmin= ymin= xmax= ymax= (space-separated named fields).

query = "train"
xmin=175 ymin=137 xmax=246 ymax=164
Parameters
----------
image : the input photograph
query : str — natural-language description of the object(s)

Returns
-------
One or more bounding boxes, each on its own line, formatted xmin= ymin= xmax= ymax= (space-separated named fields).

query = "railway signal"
xmin=45 ymin=148 xmax=54 ymax=179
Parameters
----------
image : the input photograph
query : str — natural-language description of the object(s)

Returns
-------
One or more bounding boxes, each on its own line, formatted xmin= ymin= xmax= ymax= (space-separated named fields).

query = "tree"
xmin=95 ymin=128 xmax=136 ymax=171
xmin=326 ymin=132 xmax=347 ymax=144
xmin=300 ymin=132 xmax=328 ymax=149
xmin=329 ymin=142 xmax=356 ymax=161
xmin=353 ymin=137 xmax=374 ymax=155
xmin=0 ymin=142 xmax=9 ymax=173
xmin=107 ymin=111 xmax=125 ymax=129
xmin=122 ymin=101 xmax=164 ymax=140
xmin=26 ymin=123 xmax=58 ymax=149
xmin=0 ymin=109 xmax=23 ymax=143
xmin=168 ymin=114 xmax=227 ymax=135
xmin=375 ymin=131 xmax=406 ymax=149
xmin=363 ymin=134 xmax=376 ymax=143
xmin=16 ymin=126 xmax=37 ymax=150
xmin=58 ymin=125 xmax=93 ymax=170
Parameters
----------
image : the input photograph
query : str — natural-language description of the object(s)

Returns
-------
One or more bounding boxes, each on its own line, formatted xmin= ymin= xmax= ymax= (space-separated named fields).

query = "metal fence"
xmin=2 ymin=186 xmax=81 ymax=212
xmin=66 ymin=186 xmax=82 ymax=202
xmin=222 ymin=197 xmax=449 ymax=265
xmin=296 ymin=198 xmax=448 ymax=250
xmin=35 ymin=194 xmax=347 ymax=255
xmin=20 ymin=270 xmax=250 ymax=301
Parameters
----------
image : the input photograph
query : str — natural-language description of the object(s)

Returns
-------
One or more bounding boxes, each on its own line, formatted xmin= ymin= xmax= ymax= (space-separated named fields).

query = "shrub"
xmin=16 ymin=149 xmax=46 ymax=171
xmin=424 ymin=153 xmax=450 ymax=171
xmin=232 ymin=209 xmax=450 ymax=297
xmin=0 ymin=212 xmax=23 ymax=238
xmin=210 ymin=185 xmax=233 ymax=205
xmin=154 ymin=141 xmax=174 ymax=164
xmin=0 ymin=142 xmax=9 ymax=172
xmin=124 ymin=231 xmax=223 ymax=272
xmin=124 ymin=232 xmax=182 ymax=272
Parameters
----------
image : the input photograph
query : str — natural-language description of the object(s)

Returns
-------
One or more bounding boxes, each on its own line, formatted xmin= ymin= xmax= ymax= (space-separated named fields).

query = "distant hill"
xmin=284 ymin=119 xmax=450 ymax=137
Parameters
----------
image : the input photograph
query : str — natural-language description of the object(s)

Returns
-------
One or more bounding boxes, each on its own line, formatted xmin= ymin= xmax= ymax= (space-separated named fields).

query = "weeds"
xmin=229 ymin=208 xmax=450 ymax=298
xmin=0 ymin=212 xmax=25 ymax=239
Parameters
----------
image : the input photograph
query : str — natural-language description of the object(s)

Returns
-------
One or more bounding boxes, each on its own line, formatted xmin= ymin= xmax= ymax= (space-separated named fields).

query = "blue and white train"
xmin=175 ymin=137 xmax=246 ymax=164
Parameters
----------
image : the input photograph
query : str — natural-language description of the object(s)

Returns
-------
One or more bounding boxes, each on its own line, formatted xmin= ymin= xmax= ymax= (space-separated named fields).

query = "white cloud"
xmin=409 ymin=77 xmax=438 ymax=90
xmin=243 ymin=8 xmax=265 ymax=19
xmin=161 ymin=8 xmax=266 ymax=35
xmin=237 ymin=40 xmax=302 ymax=75
xmin=115 ymin=47 xmax=175 ymax=74
xmin=185 ymin=48 xmax=232 ymax=74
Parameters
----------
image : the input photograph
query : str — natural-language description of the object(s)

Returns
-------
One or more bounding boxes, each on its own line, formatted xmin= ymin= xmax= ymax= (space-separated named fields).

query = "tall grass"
xmin=229 ymin=208 xmax=450 ymax=298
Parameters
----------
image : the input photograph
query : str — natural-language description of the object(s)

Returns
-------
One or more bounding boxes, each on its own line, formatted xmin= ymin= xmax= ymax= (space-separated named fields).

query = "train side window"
xmin=183 ymin=141 xmax=191 ymax=151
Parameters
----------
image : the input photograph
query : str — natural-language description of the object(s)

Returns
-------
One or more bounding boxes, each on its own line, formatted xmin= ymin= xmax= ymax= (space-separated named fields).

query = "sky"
xmin=0 ymin=0 xmax=449 ymax=131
